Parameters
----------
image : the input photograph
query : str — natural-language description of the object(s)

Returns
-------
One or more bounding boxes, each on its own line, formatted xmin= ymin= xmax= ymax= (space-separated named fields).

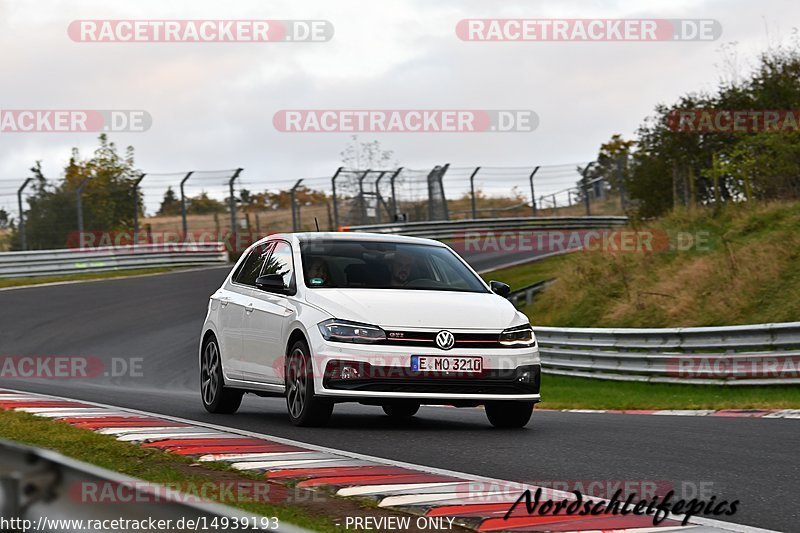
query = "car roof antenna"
xmin=314 ymin=217 xmax=320 ymax=232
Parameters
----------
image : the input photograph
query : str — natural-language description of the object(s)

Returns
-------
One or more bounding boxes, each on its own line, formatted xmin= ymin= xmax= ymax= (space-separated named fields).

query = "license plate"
xmin=411 ymin=355 xmax=483 ymax=373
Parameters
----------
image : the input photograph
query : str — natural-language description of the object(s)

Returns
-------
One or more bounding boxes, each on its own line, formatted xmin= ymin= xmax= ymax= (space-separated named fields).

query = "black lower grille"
xmin=324 ymin=364 xmax=541 ymax=395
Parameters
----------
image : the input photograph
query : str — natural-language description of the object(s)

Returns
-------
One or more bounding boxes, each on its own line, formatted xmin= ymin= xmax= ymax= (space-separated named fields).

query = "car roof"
xmin=255 ymin=232 xmax=447 ymax=248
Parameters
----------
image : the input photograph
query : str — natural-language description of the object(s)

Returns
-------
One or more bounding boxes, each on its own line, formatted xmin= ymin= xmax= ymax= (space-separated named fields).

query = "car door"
xmin=223 ymin=242 xmax=273 ymax=379
xmin=240 ymin=240 xmax=295 ymax=384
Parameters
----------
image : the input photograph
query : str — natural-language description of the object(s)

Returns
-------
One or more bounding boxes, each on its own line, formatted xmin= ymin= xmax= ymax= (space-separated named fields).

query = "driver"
xmin=388 ymin=251 xmax=414 ymax=287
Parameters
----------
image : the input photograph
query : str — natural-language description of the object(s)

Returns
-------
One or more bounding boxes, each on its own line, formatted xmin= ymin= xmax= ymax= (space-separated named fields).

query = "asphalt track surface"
xmin=1 ymin=265 xmax=798 ymax=531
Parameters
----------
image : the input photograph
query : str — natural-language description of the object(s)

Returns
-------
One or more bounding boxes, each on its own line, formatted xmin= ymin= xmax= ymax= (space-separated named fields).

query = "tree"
xmin=619 ymin=43 xmax=800 ymax=217
xmin=594 ymin=134 xmax=636 ymax=196
xmin=340 ymin=135 xmax=398 ymax=170
xmin=0 ymin=208 xmax=10 ymax=230
xmin=13 ymin=135 xmax=142 ymax=250
xmin=158 ymin=186 xmax=181 ymax=216
xmin=338 ymin=136 xmax=400 ymax=195
xmin=187 ymin=192 xmax=226 ymax=215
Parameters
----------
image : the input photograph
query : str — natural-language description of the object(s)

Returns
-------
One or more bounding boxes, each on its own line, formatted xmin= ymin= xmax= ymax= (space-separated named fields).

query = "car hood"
xmin=303 ymin=288 xmax=523 ymax=330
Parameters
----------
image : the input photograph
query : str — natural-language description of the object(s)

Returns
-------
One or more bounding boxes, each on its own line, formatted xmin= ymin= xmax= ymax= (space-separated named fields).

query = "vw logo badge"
xmin=436 ymin=330 xmax=455 ymax=350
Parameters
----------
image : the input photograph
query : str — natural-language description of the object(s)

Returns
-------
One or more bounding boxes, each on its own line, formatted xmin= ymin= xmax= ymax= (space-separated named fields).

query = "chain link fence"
xmin=2 ymin=161 xmax=625 ymax=253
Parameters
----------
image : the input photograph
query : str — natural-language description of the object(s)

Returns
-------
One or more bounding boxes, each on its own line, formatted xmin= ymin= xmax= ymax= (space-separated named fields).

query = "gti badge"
xmin=435 ymin=330 xmax=455 ymax=350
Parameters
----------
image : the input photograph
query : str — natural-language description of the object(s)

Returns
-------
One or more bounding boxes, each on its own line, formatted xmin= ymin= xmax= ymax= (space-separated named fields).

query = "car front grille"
xmin=381 ymin=330 xmax=510 ymax=349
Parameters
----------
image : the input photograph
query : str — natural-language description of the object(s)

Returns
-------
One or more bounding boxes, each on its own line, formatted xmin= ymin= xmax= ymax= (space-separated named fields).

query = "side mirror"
xmin=255 ymin=274 xmax=287 ymax=293
xmin=489 ymin=280 xmax=511 ymax=298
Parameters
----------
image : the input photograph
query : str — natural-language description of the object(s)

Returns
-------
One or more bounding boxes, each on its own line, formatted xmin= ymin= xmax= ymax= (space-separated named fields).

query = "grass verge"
xmin=0 ymin=409 xmax=431 ymax=533
xmin=522 ymin=202 xmax=800 ymax=327
xmin=0 ymin=267 xmax=190 ymax=289
xmin=481 ymin=254 xmax=568 ymax=290
xmin=541 ymin=374 xmax=800 ymax=410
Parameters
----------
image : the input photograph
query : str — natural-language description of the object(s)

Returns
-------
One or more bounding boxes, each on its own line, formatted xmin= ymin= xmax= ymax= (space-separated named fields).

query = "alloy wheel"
xmin=201 ymin=340 xmax=220 ymax=406
xmin=287 ymin=348 xmax=307 ymax=418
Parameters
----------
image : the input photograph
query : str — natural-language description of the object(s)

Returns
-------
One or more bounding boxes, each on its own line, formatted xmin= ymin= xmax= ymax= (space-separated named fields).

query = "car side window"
xmin=234 ymin=243 xmax=273 ymax=287
xmin=263 ymin=241 xmax=294 ymax=291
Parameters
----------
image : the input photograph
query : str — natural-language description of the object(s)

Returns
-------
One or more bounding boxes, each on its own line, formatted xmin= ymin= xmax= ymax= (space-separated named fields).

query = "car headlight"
xmin=318 ymin=319 xmax=386 ymax=344
xmin=499 ymin=324 xmax=535 ymax=346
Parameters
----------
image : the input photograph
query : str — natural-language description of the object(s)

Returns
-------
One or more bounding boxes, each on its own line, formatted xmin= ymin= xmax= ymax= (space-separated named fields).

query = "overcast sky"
xmin=1 ymin=0 xmax=798 ymax=216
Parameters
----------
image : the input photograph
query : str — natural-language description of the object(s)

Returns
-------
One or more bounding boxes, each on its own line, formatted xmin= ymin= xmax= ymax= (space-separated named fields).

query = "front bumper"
xmin=310 ymin=331 xmax=541 ymax=402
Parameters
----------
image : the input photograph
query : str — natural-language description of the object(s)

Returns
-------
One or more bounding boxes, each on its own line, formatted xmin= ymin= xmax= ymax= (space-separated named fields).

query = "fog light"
xmin=517 ymin=371 xmax=531 ymax=383
xmin=341 ymin=365 xmax=361 ymax=379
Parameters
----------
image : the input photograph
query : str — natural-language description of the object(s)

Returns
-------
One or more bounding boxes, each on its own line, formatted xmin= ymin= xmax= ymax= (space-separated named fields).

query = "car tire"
xmin=285 ymin=340 xmax=333 ymax=427
xmin=200 ymin=335 xmax=243 ymax=414
xmin=382 ymin=402 xmax=420 ymax=418
xmin=485 ymin=401 xmax=534 ymax=428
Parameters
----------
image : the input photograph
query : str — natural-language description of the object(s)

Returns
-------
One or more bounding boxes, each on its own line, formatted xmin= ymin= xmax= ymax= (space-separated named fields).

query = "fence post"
xmin=528 ymin=166 xmax=540 ymax=216
xmin=179 ymin=171 xmax=194 ymax=240
xmin=17 ymin=178 xmax=33 ymax=251
xmin=76 ymin=176 xmax=92 ymax=236
xmin=228 ymin=168 xmax=243 ymax=244
xmin=672 ymin=163 xmax=679 ymax=209
xmin=469 ymin=166 xmax=481 ymax=219
xmin=374 ymin=170 xmax=388 ymax=224
xmin=441 ymin=164 xmax=450 ymax=220
xmin=581 ymin=163 xmax=595 ymax=216
xmin=330 ymin=167 xmax=343 ymax=229
xmin=132 ymin=173 xmax=146 ymax=244
xmin=389 ymin=167 xmax=403 ymax=221
xmin=616 ymin=155 xmax=627 ymax=211
xmin=712 ymin=154 xmax=722 ymax=205
xmin=290 ymin=179 xmax=304 ymax=232
xmin=357 ymin=169 xmax=370 ymax=225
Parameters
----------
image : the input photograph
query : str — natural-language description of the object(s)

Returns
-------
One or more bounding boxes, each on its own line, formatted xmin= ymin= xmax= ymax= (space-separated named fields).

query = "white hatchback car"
xmin=199 ymin=233 xmax=541 ymax=427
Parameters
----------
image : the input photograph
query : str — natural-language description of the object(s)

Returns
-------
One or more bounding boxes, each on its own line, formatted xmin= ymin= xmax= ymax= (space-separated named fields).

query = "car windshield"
xmin=299 ymin=239 xmax=488 ymax=293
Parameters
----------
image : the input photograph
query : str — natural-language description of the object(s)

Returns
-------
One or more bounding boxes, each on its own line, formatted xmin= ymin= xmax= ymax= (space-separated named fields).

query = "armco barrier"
xmin=507 ymin=279 xmax=555 ymax=307
xmin=534 ymin=322 xmax=800 ymax=385
xmin=0 ymin=243 xmax=229 ymax=278
xmin=340 ymin=216 xmax=629 ymax=239
xmin=0 ymin=439 xmax=307 ymax=532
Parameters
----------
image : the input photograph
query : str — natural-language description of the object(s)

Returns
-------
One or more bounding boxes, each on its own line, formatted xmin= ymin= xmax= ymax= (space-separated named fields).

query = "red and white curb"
xmin=0 ymin=389 xmax=775 ymax=533
xmin=538 ymin=408 xmax=800 ymax=419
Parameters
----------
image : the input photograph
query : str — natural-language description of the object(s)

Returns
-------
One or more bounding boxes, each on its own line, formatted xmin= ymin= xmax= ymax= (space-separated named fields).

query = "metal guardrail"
xmin=0 ymin=439 xmax=307 ymax=533
xmin=506 ymin=279 xmax=555 ymax=307
xmin=340 ymin=216 xmax=629 ymax=239
xmin=0 ymin=243 xmax=229 ymax=278
xmin=534 ymin=322 xmax=800 ymax=385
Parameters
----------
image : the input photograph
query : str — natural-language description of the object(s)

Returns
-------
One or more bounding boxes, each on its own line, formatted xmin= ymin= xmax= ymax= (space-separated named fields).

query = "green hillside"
xmin=522 ymin=202 xmax=800 ymax=327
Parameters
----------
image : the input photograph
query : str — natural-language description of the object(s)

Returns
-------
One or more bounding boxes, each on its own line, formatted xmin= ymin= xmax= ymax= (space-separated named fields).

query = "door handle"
xmin=245 ymin=303 xmax=254 ymax=315
xmin=219 ymin=296 xmax=231 ymax=307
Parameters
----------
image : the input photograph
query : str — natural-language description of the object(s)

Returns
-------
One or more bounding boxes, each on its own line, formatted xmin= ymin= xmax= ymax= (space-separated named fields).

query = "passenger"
xmin=306 ymin=258 xmax=331 ymax=286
